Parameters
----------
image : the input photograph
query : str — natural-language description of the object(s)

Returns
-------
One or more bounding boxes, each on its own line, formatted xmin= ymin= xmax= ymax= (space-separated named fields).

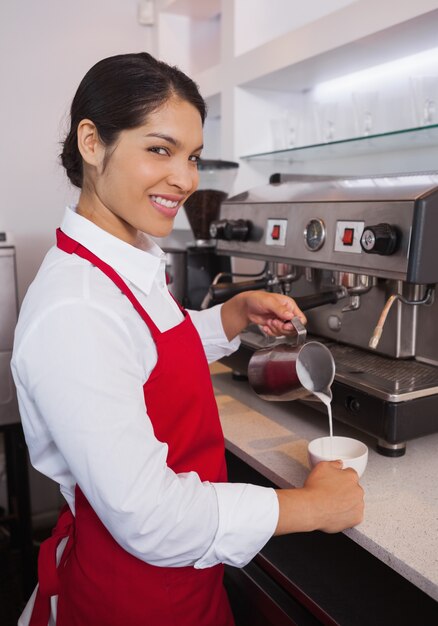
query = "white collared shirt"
xmin=11 ymin=207 xmax=279 ymax=569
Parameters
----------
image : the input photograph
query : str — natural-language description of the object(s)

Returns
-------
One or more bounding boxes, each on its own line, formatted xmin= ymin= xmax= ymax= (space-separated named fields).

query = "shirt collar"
xmin=60 ymin=206 xmax=165 ymax=295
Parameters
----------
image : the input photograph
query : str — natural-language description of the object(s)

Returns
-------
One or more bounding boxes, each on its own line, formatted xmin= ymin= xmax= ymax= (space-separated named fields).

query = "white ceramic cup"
xmin=308 ymin=436 xmax=368 ymax=478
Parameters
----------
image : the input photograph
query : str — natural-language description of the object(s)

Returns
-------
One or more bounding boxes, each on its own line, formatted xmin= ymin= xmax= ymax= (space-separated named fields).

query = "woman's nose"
xmin=167 ymin=160 xmax=198 ymax=193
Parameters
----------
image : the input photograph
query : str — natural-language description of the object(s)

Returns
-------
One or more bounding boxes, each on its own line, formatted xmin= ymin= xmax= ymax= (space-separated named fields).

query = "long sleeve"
xmin=187 ymin=304 xmax=241 ymax=363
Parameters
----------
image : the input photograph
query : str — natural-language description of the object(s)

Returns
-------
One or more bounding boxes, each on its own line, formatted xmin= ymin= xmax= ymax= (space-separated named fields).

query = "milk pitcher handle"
xmin=283 ymin=316 xmax=307 ymax=347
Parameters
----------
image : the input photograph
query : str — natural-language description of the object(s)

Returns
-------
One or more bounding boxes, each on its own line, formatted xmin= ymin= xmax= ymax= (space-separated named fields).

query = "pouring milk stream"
xmin=248 ymin=317 xmax=336 ymax=456
xmin=296 ymin=360 xmax=334 ymax=457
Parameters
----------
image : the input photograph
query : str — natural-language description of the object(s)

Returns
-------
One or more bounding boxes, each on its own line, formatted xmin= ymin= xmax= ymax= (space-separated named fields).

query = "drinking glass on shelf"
xmin=285 ymin=108 xmax=300 ymax=148
xmin=352 ymin=91 xmax=379 ymax=136
xmin=314 ymin=101 xmax=338 ymax=143
xmin=410 ymin=75 xmax=438 ymax=126
xmin=270 ymin=116 xmax=289 ymax=150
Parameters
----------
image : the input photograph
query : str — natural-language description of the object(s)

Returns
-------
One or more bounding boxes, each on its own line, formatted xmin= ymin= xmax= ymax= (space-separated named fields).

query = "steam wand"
xmin=369 ymin=286 xmax=435 ymax=349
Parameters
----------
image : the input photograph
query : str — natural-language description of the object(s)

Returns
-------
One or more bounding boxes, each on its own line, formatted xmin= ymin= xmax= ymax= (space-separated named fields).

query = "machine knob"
xmin=360 ymin=223 xmax=399 ymax=255
xmin=209 ymin=219 xmax=251 ymax=241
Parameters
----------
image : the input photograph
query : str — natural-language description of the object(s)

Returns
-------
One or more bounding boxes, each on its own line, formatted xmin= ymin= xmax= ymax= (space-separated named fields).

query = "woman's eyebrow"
xmin=145 ymin=132 xmax=203 ymax=152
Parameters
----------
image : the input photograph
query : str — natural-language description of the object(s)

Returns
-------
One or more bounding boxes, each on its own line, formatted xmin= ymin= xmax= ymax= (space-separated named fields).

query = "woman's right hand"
xmin=274 ymin=461 xmax=364 ymax=536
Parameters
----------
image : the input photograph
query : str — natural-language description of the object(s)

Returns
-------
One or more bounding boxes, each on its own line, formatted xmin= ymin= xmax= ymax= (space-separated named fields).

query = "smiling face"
xmin=77 ymin=96 xmax=203 ymax=244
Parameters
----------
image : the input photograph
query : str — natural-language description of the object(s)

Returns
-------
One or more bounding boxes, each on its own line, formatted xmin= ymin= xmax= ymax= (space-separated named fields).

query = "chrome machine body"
xmin=0 ymin=233 xmax=19 ymax=426
xmin=210 ymin=173 xmax=438 ymax=456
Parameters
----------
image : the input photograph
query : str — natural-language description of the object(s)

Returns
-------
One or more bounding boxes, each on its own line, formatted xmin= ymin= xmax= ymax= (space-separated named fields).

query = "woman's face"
xmin=80 ymin=96 xmax=203 ymax=243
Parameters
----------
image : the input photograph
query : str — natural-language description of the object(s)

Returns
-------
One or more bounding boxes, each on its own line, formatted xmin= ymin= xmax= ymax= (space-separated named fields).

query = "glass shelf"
xmin=241 ymin=124 xmax=438 ymax=163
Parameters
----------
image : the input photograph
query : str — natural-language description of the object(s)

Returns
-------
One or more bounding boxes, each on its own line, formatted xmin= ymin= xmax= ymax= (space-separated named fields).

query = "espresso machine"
xmin=208 ymin=172 xmax=438 ymax=456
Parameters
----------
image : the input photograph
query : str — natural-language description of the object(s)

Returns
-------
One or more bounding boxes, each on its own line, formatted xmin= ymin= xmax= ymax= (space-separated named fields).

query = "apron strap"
xmin=56 ymin=228 xmax=163 ymax=340
xmin=29 ymin=505 xmax=75 ymax=626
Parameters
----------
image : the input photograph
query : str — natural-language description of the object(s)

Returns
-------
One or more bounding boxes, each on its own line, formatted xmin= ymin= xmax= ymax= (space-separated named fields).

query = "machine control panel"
xmin=213 ymin=173 xmax=436 ymax=282
xmin=265 ymin=219 xmax=287 ymax=246
xmin=334 ymin=221 xmax=364 ymax=254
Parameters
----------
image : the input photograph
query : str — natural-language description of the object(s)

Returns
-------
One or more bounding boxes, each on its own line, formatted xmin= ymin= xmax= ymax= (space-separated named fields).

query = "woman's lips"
xmin=150 ymin=194 xmax=182 ymax=218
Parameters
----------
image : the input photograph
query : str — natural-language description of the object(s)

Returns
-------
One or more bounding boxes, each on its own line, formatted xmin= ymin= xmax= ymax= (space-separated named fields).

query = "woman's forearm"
xmin=220 ymin=293 xmax=249 ymax=341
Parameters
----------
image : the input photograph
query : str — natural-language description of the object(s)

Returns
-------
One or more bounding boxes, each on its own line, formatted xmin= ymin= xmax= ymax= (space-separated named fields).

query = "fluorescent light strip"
xmin=314 ymin=47 xmax=438 ymax=97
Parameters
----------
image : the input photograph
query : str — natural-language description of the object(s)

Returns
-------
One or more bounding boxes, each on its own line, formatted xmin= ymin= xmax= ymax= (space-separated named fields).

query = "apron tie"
xmin=30 ymin=505 xmax=75 ymax=626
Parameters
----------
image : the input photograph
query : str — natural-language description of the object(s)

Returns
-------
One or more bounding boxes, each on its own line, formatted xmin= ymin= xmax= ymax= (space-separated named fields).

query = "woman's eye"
xmin=149 ymin=146 xmax=169 ymax=156
xmin=189 ymin=154 xmax=201 ymax=164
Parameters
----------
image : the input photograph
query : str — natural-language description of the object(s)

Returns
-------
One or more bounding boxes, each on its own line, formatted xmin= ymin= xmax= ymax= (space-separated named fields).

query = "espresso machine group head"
xmin=209 ymin=172 xmax=438 ymax=456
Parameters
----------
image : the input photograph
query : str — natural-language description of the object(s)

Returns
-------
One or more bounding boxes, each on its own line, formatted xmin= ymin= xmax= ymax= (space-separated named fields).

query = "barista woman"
xmin=12 ymin=53 xmax=364 ymax=626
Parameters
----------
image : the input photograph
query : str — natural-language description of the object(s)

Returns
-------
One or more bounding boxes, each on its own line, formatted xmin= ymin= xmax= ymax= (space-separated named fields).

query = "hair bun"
xmin=60 ymin=132 xmax=83 ymax=188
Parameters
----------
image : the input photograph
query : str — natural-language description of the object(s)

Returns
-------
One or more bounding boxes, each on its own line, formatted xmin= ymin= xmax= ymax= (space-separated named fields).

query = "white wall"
xmin=234 ymin=0 xmax=358 ymax=56
xmin=0 ymin=0 xmax=154 ymax=303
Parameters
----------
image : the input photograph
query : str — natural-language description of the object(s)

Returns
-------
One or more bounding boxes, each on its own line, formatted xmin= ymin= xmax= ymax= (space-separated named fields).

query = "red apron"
xmin=29 ymin=229 xmax=235 ymax=626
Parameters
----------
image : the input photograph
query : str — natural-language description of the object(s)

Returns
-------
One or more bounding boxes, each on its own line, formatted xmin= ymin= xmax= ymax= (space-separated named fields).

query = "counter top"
xmin=210 ymin=362 xmax=438 ymax=602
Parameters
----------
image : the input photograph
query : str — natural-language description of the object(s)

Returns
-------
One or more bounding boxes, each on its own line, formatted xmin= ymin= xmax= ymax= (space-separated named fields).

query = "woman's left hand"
xmin=221 ymin=290 xmax=306 ymax=342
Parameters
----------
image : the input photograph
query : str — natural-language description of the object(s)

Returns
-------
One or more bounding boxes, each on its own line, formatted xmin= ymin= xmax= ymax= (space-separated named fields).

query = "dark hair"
xmin=61 ymin=52 xmax=207 ymax=187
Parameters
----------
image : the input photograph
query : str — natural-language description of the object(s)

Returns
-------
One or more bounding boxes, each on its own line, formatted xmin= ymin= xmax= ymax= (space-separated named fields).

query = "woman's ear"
xmin=77 ymin=119 xmax=105 ymax=169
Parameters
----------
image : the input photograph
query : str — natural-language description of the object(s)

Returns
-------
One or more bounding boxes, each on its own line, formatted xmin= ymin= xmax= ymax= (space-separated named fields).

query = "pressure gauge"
xmin=304 ymin=218 xmax=326 ymax=251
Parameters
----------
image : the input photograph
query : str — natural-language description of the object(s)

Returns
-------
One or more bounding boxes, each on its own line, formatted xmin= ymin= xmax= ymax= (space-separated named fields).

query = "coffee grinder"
xmin=162 ymin=159 xmax=238 ymax=309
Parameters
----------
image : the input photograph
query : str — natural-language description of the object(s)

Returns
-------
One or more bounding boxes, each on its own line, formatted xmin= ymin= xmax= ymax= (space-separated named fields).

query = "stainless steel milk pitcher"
xmin=247 ymin=317 xmax=335 ymax=401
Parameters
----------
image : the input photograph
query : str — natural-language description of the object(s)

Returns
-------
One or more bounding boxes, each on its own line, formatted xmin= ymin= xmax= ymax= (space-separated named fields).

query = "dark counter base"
xmin=225 ymin=450 xmax=438 ymax=626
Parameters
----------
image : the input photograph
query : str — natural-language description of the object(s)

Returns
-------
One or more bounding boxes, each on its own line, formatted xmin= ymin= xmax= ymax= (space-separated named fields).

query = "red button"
xmin=342 ymin=228 xmax=354 ymax=246
xmin=271 ymin=224 xmax=281 ymax=240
